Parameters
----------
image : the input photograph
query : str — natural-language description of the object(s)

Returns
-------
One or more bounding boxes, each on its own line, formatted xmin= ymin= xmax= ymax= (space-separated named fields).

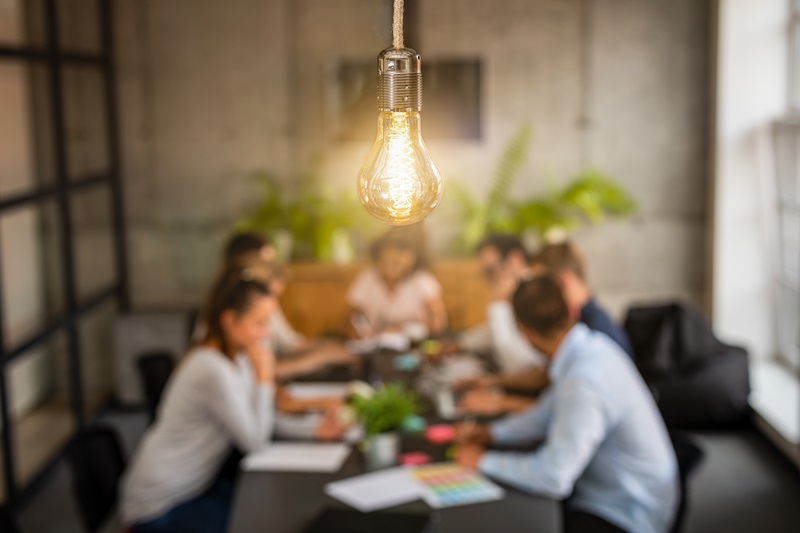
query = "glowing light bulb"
xmin=358 ymin=47 xmax=442 ymax=226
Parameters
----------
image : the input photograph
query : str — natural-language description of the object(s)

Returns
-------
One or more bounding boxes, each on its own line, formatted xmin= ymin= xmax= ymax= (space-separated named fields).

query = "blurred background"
xmin=0 ymin=0 xmax=797 ymax=531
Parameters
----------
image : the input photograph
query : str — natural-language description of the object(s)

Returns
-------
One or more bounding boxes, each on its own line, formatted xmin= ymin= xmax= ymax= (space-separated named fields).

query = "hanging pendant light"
xmin=357 ymin=0 xmax=443 ymax=226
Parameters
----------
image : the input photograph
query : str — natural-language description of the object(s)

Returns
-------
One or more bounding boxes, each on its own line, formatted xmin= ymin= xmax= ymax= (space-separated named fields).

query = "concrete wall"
xmin=117 ymin=0 xmax=712 ymax=320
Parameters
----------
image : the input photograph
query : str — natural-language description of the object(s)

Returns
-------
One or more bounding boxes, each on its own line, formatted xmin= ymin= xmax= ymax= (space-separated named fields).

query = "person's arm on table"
xmin=274 ymin=343 xmax=359 ymax=381
xmin=478 ymin=385 xmax=609 ymax=499
xmin=276 ymin=387 xmax=344 ymax=414
xmin=455 ymin=367 xmax=550 ymax=393
xmin=458 ymin=388 xmax=536 ymax=416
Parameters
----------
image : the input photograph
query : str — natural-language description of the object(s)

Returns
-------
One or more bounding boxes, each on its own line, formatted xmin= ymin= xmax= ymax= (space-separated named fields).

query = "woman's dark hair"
xmin=369 ymin=223 xmax=431 ymax=271
xmin=512 ymin=275 xmax=571 ymax=338
xmin=202 ymin=264 xmax=271 ymax=357
xmin=223 ymin=232 xmax=272 ymax=262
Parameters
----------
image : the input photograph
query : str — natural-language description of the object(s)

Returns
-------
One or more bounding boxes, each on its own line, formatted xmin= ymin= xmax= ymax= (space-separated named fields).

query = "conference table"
xmin=228 ymin=348 xmax=562 ymax=533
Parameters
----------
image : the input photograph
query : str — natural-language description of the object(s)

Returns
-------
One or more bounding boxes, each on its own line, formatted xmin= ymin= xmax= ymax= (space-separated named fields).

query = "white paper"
xmin=242 ymin=443 xmax=351 ymax=472
xmin=345 ymin=332 xmax=411 ymax=355
xmin=284 ymin=382 xmax=350 ymax=400
xmin=324 ymin=467 xmax=423 ymax=512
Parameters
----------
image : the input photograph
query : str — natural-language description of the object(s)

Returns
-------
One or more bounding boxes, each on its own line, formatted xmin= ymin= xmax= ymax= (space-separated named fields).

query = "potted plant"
xmin=446 ymin=124 xmax=637 ymax=252
xmin=235 ymin=168 xmax=380 ymax=262
xmin=347 ymin=382 xmax=422 ymax=470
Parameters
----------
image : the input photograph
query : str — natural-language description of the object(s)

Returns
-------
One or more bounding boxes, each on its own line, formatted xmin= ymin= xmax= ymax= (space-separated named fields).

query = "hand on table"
xmin=453 ymin=374 xmax=495 ymax=392
xmin=315 ymin=406 xmax=350 ymax=441
xmin=458 ymin=388 xmax=511 ymax=416
xmin=454 ymin=422 xmax=492 ymax=446
xmin=456 ymin=443 xmax=486 ymax=470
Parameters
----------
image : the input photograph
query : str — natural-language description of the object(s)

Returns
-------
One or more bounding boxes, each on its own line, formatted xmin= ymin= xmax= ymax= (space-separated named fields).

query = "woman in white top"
xmin=121 ymin=265 xmax=277 ymax=533
xmin=346 ymin=224 xmax=447 ymax=338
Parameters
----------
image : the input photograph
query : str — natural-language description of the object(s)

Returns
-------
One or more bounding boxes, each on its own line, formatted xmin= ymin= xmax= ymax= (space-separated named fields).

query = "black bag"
xmin=624 ymin=303 xmax=750 ymax=429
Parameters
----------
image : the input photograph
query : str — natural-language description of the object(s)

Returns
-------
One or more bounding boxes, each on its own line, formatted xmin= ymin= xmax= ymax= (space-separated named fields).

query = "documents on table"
xmin=284 ymin=382 xmax=350 ymax=400
xmin=242 ymin=443 xmax=351 ymax=473
xmin=345 ymin=332 xmax=411 ymax=354
xmin=324 ymin=467 xmax=423 ymax=512
xmin=324 ymin=463 xmax=505 ymax=512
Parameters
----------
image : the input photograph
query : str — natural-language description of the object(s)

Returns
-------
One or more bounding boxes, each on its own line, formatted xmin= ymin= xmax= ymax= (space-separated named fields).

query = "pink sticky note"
xmin=401 ymin=452 xmax=432 ymax=466
xmin=425 ymin=424 xmax=456 ymax=445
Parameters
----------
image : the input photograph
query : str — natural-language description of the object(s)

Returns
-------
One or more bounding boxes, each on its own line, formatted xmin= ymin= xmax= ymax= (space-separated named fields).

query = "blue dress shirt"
xmin=480 ymin=323 xmax=678 ymax=533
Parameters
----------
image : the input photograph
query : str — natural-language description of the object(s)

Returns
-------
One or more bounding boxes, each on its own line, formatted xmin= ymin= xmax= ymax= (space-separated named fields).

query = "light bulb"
xmin=358 ymin=47 xmax=442 ymax=226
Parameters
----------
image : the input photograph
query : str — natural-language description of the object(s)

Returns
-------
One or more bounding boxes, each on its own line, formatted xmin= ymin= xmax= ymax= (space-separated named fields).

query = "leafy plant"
xmin=349 ymin=383 xmax=422 ymax=436
xmin=448 ymin=124 xmax=636 ymax=251
xmin=508 ymin=169 xmax=637 ymax=240
xmin=449 ymin=125 xmax=533 ymax=252
xmin=235 ymin=169 xmax=380 ymax=262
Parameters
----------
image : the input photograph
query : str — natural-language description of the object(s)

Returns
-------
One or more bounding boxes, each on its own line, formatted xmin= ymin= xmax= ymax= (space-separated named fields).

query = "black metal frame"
xmin=0 ymin=0 xmax=128 ymax=507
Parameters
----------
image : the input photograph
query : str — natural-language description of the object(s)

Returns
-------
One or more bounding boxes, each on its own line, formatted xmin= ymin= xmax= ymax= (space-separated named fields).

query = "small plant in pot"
xmin=347 ymin=382 xmax=422 ymax=470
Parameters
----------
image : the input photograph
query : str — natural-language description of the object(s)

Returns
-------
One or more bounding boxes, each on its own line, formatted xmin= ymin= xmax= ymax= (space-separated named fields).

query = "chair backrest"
xmin=669 ymin=431 xmax=705 ymax=533
xmin=0 ymin=504 xmax=19 ymax=533
xmin=66 ymin=425 xmax=127 ymax=533
xmin=136 ymin=351 xmax=176 ymax=422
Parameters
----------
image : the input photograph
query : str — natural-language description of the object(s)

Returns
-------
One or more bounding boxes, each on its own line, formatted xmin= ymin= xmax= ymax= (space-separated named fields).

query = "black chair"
xmin=0 ymin=504 xmax=19 ymax=533
xmin=136 ymin=351 xmax=176 ymax=422
xmin=669 ymin=431 xmax=705 ymax=533
xmin=66 ymin=425 xmax=127 ymax=533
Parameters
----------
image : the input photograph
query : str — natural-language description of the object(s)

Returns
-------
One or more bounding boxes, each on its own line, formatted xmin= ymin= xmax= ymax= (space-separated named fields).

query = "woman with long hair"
xmin=120 ymin=265 xmax=277 ymax=533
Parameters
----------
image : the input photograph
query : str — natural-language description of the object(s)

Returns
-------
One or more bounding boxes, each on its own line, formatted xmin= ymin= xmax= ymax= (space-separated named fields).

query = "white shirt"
xmin=347 ymin=267 xmax=442 ymax=332
xmin=120 ymin=347 xmax=275 ymax=525
xmin=458 ymin=301 xmax=545 ymax=371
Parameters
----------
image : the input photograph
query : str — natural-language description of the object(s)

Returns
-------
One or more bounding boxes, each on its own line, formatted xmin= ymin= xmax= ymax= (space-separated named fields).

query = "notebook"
xmin=242 ymin=443 xmax=351 ymax=472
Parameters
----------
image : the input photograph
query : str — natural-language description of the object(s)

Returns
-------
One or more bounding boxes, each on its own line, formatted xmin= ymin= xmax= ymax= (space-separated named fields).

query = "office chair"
xmin=136 ymin=351 xmax=176 ymax=423
xmin=669 ymin=431 xmax=705 ymax=533
xmin=66 ymin=425 xmax=127 ymax=533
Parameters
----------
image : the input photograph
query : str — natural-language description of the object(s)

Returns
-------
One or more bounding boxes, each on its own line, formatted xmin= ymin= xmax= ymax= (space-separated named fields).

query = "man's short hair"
xmin=512 ymin=276 xmax=571 ymax=337
xmin=530 ymin=240 xmax=586 ymax=280
xmin=476 ymin=233 xmax=528 ymax=261
xmin=223 ymin=232 xmax=272 ymax=262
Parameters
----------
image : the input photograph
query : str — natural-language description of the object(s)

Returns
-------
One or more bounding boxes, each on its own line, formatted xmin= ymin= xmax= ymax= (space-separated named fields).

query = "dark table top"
xmin=230 ymin=350 xmax=561 ymax=533
xmin=229 ymin=444 xmax=561 ymax=533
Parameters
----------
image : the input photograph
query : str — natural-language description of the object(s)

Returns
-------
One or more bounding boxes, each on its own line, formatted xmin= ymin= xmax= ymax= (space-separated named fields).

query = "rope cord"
xmin=393 ymin=0 xmax=404 ymax=49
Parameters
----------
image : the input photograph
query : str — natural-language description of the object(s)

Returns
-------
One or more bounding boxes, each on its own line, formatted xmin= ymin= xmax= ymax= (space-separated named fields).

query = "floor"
xmin=12 ymin=412 xmax=800 ymax=533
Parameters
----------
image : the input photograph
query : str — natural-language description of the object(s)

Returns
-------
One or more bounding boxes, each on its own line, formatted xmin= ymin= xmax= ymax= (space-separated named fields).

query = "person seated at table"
xmin=455 ymin=276 xmax=678 ymax=533
xmin=345 ymin=224 xmax=447 ymax=339
xmin=213 ymin=232 xmax=358 ymax=380
xmin=455 ymin=234 xmax=546 ymax=371
xmin=457 ymin=239 xmax=632 ymax=415
xmin=121 ymin=264 xmax=278 ymax=533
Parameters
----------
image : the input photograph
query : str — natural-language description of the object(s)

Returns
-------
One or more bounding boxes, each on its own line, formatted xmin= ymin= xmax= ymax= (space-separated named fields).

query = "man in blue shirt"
xmin=456 ymin=276 xmax=678 ymax=533
xmin=457 ymin=240 xmax=633 ymax=415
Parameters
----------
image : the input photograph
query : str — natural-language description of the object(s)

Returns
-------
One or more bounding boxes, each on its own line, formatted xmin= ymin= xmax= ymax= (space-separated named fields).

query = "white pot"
xmin=362 ymin=433 xmax=400 ymax=470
